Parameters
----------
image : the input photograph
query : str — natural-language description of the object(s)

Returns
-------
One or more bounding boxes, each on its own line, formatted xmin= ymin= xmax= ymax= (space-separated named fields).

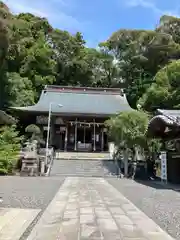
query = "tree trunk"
xmin=124 ymin=149 xmax=128 ymax=177
xmin=132 ymin=147 xmax=137 ymax=179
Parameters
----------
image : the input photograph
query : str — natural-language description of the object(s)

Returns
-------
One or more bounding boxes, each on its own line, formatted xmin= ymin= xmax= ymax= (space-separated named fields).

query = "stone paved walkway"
xmin=0 ymin=208 xmax=40 ymax=239
xmin=27 ymin=177 xmax=175 ymax=240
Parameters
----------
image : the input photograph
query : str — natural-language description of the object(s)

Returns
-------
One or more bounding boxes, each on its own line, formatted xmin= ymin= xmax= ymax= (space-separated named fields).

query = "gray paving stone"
xmin=109 ymin=207 xmax=125 ymax=215
xmin=122 ymin=203 xmax=139 ymax=212
xmin=66 ymin=203 xmax=79 ymax=210
xmin=103 ymin=231 xmax=122 ymax=240
xmin=115 ymin=215 xmax=134 ymax=225
xmin=27 ymin=177 xmax=175 ymax=240
xmin=64 ymin=210 xmax=79 ymax=218
xmin=80 ymin=224 xmax=99 ymax=238
xmin=97 ymin=218 xmax=119 ymax=231
xmin=80 ymin=238 xmax=102 ymax=240
xmin=0 ymin=208 xmax=40 ymax=240
xmin=119 ymin=224 xmax=145 ymax=238
xmin=147 ymin=232 xmax=175 ymax=240
xmin=123 ymin=238 xmax=147 ymax=240
xmin=80 ymin=202 xmax=92 ymax=207
xmin=80 ymin=214 xmax=95 ymax=224
xmin=80 ymin=207 xmax=94 ymax=214
xmin=95 ymin=208 xmax=112 ymax=218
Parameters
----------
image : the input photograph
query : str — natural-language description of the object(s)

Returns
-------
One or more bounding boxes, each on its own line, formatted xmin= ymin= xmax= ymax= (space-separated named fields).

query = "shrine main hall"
xmin=12 ymin=85 xmax=131 ymax=152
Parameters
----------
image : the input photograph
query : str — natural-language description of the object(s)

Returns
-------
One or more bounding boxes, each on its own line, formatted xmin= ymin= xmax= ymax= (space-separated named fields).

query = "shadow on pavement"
xmin=135 ymin=179 xmax=180 ymax=192
xmin=102 ymin=160 xmax=120 ymax=177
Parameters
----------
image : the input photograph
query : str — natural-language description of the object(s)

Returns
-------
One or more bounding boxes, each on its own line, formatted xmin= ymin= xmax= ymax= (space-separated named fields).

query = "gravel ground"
xmin=0 ymin=176 xmax=65 ymax=209
xmin=0 ymin=175 xmax=65 ymax=240
xmin=108 ymin=178 xmax=180 ymax=240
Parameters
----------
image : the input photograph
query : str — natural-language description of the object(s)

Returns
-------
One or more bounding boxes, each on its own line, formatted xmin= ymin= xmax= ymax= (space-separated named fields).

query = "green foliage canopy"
xmin=106 ymin=110 xmax=149 ymax=150
xmin=0 ymin=1 xmax=180 ymax=115
xmin=139 ymin=60 xmax=180 ymax=111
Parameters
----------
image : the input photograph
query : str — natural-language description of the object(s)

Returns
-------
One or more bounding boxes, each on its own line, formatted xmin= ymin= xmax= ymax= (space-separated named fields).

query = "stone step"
xmin=50 ymin=159 xmax=119 ymax=177
xmin=55 ymin=152 xmax=110 ymax=160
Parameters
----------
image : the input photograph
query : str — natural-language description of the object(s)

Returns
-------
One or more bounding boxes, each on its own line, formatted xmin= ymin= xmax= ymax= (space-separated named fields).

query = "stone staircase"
xmin=55 ymin=151 xmax=111 ymax=160
xmin=50 ymin=159 xmax=119 ymax=177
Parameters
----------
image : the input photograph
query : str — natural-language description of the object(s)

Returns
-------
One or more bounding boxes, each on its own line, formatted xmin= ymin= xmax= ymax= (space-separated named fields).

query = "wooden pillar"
xmin=93 ymin=119 xmax=96 ymax=151
xmin=74 ymin=119 xmax=77 ymax=151
xmin=64 ymin=123 xmax=68 ymax=151
xmin=83 ymin=120 xmax=86 ymax=144
xmin=50 ymin=116 xmax=55 ymax=147
xmin=101 ymin=128 xmax=104 ymax=152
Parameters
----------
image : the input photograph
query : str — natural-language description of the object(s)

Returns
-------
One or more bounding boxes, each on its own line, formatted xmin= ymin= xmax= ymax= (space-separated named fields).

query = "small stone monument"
xmin=21 ymin=140 xmax=39 ymax=176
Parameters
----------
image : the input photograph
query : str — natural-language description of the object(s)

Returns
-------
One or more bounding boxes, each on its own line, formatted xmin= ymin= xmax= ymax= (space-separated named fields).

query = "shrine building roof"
xmin=11 ymin=85 xmax=132 ymax=117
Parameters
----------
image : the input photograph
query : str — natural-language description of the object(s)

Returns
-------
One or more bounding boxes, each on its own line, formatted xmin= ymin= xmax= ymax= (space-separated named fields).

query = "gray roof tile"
xmin=157 ymin=109 xmax=180 ymax=117
xmin=12 ymin=86 xmax=132 ymax=116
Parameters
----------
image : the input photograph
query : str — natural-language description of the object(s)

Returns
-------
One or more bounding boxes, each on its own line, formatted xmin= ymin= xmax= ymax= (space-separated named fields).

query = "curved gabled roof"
xmin=147 ymin=109 xmax=180 ymax=137
xmin=11 ymin=86 xmax=132 ymax=116
xmin=157 ymin=109 xmax=180 ymax=123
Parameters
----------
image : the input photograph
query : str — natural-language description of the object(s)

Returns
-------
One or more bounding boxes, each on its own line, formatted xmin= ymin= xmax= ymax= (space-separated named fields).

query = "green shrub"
xmin=25 ymin=124 xmax=44 ymax=148
xmin=25 ymin=124 xmax=41 ymax=139
xmin=0 ymin=125 xmax=22 ymax=174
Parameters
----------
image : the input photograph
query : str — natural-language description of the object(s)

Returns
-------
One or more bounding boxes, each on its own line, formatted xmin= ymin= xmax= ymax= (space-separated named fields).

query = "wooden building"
xmin=148 ymin=109 xmax=180 ymax=184
xmin=11 ymin=85 xmax=132 ymax=152
xmin=148 ymin=109 xmax=180 ymax=139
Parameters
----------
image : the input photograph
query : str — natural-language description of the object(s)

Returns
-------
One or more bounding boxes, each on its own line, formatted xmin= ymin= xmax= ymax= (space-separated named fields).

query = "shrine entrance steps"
xmin=50 ymin=159 xmax=119 ymax=178
xmin=55 ymin=151 xmax=111 ymax=160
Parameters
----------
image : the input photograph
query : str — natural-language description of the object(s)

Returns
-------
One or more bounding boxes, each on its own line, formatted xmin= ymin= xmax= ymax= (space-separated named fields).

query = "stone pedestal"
xmin=21 ymin=141 xmax=39 ymax=176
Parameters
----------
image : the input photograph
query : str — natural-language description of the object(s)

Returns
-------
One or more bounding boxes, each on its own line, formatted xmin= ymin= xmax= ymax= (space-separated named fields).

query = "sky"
xmin=3 ymin=0 xmax=180 ymax=47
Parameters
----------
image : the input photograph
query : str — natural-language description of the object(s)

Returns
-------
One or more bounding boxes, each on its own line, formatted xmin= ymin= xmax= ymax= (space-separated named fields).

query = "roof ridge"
xmin=44 ymin=85 xmax=124 ymax=95
xmin=44 ymin=89 xmax=125 ymax=96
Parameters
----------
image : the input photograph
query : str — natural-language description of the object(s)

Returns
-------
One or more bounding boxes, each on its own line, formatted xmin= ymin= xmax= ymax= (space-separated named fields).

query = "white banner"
xmin=160 ymin=151 xmax=167 ymax=181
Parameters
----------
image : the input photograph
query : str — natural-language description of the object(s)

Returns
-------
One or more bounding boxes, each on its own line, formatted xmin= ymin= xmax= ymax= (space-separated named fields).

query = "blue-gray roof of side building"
xmin=148 ymin=108 xmax=180 ymax=135
xmin=11 ymin=86 xmax=132 ymax=116
xmin=157 ymin=109 xmax=180 ymax=118
xmin=0 ymin=110 xmax=16 ymax=124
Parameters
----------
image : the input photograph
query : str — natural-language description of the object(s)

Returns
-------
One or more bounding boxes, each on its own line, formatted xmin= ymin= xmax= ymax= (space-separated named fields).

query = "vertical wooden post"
xmin=101 ymin=128 xmax=104 ymax=152
xmin=93 ymin=119 xmax=96 ymax=151
xmin=50 ymin=116 xmax=54 ymax=147
xmin=83 ymin=120 xmax=86 ymax=144
xmin=74 ymin=118 xmax=77 ymax=151
xmin=64 ymin=123 xmax=68 ymax=151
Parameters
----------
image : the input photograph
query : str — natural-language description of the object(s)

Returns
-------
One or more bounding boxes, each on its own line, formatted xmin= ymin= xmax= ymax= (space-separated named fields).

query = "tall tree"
xmin=105 ymin=28 xmax=180 ymax=108
xmin=1 ymin=0 xmax=180 ymax=113
xmin=0 ymin=2 xmax=11 ymax=109
xmin=156 ymin=15 xmax=180 ymax=45
xmin=106 ymin=110 xmax=149 ymax=176
xmin=139 ymin=60 xmax=180 ymax=111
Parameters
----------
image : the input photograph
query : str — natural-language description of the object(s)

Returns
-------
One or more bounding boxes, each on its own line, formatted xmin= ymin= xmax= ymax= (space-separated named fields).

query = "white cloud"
xmin=127 ymin=0 xmax=158 ymax=11
xmin=3 ymin=0 xmax=85 ymax=31
xmin=124 ymin=0 xmax=180 ymax=17
xmin=4 ymin=1 xmax=47 ymax=17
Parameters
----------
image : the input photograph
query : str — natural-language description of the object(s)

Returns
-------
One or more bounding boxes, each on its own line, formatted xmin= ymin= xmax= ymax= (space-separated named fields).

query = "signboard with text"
xmin=160 ymin=151 xmax=167 ymax=181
